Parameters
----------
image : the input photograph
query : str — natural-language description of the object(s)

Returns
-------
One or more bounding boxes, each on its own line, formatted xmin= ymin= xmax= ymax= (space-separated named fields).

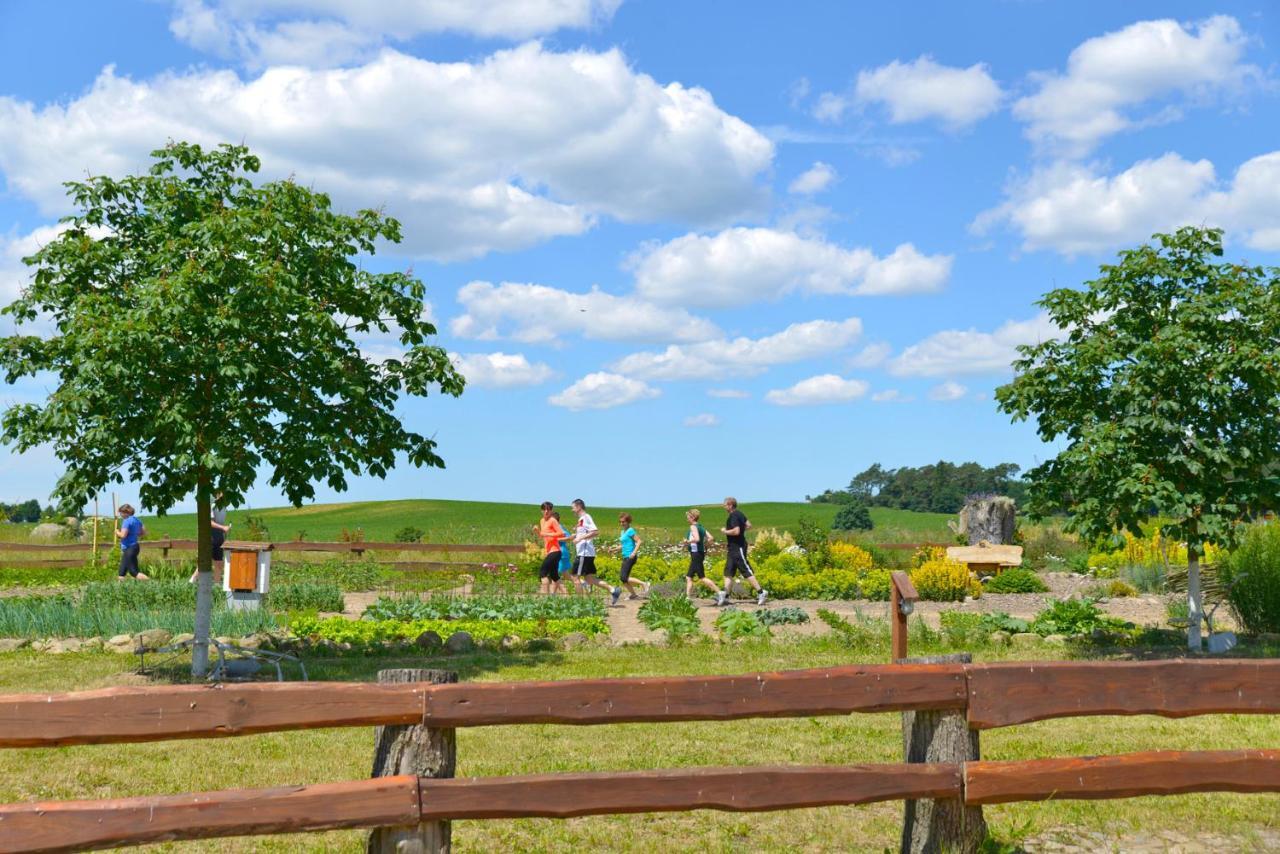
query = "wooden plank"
xmin=966 ymin=660 xmax=1280 ymax=729
xmin=0 ymin=682 xmax=426 ymax=748
xmin=419 ymin=764 xmax=962 ymax=819
xmin=965 ymin=750 xmax=1280 ymax=805
xmin=0 ymin=543 xmax=91 ymax=553
xmin=422 ymin=664 xmax=969 ymax=726
xmin=0 ymin=775 xmax=420 ymax=853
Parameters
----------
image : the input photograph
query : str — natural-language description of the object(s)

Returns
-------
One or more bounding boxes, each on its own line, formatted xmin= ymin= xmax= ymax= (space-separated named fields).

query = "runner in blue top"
xmin=552 ymin=511 xmax=571 ymax=595
xmin=115 ymin=503 xmax=149 ymax=581
xmin=617 ymin=513 xmax=650 ymax=601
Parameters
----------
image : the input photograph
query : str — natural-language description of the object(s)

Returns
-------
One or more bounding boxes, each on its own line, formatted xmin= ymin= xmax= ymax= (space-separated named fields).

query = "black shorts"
xmin=539 ymin=551 xmax=561 ymax=581
xmin=620 ymin=556 xmax=638 ymax=582
xmin=211 ymin=529 xmax=225 ymax=562
xmin=118 ymin=545 xmax=141 ymax=578
xmin=686 ymin=551 xmax=706 ymax=578
xmin=574 ymin=555 xmax=597 ymax=577
xmin=724 ymin=544 xmax=754 ymax=578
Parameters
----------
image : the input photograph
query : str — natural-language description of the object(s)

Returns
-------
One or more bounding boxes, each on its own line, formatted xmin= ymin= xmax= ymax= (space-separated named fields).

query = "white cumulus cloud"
xmin=890 ymin=314 xmax=1059 ymax=377
xmin=787 ymin=161 xmax=837 ymax=195
xmin=548 ymin=372 xmax=659 ymax=411
xmin=853 ymin=55 xmax=1003 ymax=130
xmin=683 ymin=413 xmax=720 ymax=428
xmin=629 ymin=227 xmax=951 ymax=307
xmin=0 ymin=44 xmax=773 ymax=261
xmin=448 ymin=352 xmax=555 ymax=388
xmin=848 ymin=342 xmax=891 ymax=369
xmin=871 ymin=389 xmax=912 ymax=403
xmin=1014 ymin=15 xmax=1256 ymax=155
xmin=928 ymin=381 xmax=968 ymax=401
xmin=612 ymin=317 xmax=863 ymax=382
xmin=765 ymin=374 xmax=869 ymax=406
xmin=171 ymin=0 xmax=624 ymax=66
xmin=450 ymin=281 xmax=720 ymax=345
xmin=973 ymin=150 xmax=1280 ymax=255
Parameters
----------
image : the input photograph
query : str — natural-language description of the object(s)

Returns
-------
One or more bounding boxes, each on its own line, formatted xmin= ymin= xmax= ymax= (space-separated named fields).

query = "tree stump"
xmin=368 ymin=669 xmax=457 ymax=854
xmin=956 ymin=496 xmax=1016 ymax=546
xmin=901 ymin=653 xmax=986 ymax=854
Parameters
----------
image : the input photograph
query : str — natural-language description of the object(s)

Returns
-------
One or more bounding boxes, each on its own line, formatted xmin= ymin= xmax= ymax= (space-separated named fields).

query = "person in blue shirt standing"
xmin=115 ymin=503 xmax=149 ymax=581
xmin=617 ymin=513 xmax=651 ymax=601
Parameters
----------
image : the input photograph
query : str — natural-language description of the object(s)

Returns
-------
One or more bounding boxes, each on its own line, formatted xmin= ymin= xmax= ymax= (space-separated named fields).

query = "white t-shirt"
xmin=574 ymin=512 xmax=598 ymax=557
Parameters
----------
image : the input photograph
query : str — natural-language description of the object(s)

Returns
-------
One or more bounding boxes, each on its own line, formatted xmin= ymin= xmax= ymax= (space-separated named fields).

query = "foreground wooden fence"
xmin=0 ymin=659 xmax=1278 ymax=852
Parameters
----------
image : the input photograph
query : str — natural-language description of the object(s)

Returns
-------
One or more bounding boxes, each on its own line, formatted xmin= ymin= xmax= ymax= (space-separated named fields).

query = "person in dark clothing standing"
xmin=717 ymin=497 xmax=766 ymax=606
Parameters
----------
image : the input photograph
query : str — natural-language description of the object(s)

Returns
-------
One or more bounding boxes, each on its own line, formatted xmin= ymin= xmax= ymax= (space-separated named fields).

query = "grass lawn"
xmin=1 ymin=639 xmax=1278 ymax=852
xmin=0 ymin=499 xmax=953 ymax=546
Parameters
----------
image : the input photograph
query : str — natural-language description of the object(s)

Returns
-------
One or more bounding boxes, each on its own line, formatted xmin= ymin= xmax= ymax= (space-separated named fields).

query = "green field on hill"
xmin=118 ymin=499 xmax=953 ymax=545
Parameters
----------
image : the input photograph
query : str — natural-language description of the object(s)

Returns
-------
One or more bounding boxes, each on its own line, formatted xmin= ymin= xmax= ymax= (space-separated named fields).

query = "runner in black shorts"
xmin=617 ymin=513 xmax=650 ymax=600
xmin=683 ymin=509 xmax=721 ymax=600
xmin=718 ymin=497 xmax=767 ymax=606
xmin=534 ymin=501 xmax=568 ymax=595
xmin=572 ymin=499 xmax=622 ymax=605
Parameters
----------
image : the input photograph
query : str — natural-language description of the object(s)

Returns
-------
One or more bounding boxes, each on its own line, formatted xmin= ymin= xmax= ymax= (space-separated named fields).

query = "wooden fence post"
xmin=368 ymin=669 xmax=458 ymax=854
xmin=890 ymin=571 xmax=918 ymax=662
xmin=900 ymin=653 xmax=985 ymax=854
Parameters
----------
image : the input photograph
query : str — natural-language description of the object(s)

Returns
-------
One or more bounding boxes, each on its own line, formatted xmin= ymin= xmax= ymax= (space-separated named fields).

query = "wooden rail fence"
xmin=0 ymin=659 xmax=1278 ymax=852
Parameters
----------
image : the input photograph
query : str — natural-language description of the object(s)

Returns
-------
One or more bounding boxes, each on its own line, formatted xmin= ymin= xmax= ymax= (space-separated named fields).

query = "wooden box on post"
xmin=369 ymin=669 xmax=458 ymax=854
xmin=221 ymin=540 xmax=273 ymax=611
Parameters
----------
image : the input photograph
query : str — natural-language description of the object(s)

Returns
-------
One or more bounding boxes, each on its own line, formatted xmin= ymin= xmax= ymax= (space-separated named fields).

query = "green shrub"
xmin=791 ymin=516 xmax=831 ymax=571
xmin=0 ymin=595 xmax=276 ymax=639
xmin=289 ymin=614 xmax=606 ymax=649
xmin=637 ymin=594 xmax=701 ymax=640
xmin=715 ymin=609 xmax=768 ymax=640
xmin=832 ymin=502 xmax=873 ymax=531
xmin=760 ymin=553 xmax=807 ymax=576
xmin=1121 ymin=562 xmax=1166 ymax=593
xmin=756 ymin=607 xmax=809 ymax=626
xmin=984 ymin=568 xmax=1049 ymax=594
xmin=1030 ymin=598 xmax=1130 ymax=637
xmin=1221 ymin=522 xmax=1280 ymax=634
xmin=1105 ymin=579 xmax=1138 ymax=598
xmin=938 ymin=611 xmax=988 ymax=645
xmin=362 ymin=594 xmax=604 ymax=622
xmin=393 ymin=526 xmax=425 ymax=543
xmin=816 ymin=608 xmax=885 ymax=647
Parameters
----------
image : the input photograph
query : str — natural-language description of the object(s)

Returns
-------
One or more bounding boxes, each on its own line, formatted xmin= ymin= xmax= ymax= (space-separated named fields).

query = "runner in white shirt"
xmin=570 ymin=499 xmax=622 ymax=605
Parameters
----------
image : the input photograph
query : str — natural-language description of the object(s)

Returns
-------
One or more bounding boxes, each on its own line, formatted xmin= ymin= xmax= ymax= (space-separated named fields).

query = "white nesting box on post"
xmin=222 ymin=540 xmax=273 ymax=611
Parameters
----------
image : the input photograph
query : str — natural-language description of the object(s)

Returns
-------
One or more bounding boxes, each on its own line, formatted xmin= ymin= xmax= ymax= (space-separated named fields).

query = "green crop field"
xmin=74 ymin=499 xmax=954 ymax=545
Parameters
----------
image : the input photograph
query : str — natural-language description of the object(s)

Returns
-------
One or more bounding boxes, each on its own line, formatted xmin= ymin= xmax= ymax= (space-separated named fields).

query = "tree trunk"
xmin=957 ymin=496 xmax=1016 ymax=546
xmin=900 ymin=653 xmax=986 ymax=854
xmin=1187 ymin=550 xmax=1202 ymax=651
xmin=368 ymin=669 xmax=457 ymax=854
xmin=192 ymin=475 xmax=213 ymax=678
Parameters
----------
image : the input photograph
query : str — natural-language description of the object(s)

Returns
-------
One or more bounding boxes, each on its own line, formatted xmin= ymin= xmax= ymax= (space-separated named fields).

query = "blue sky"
xmin=2 ymin=1 xmax=1279 ymax=511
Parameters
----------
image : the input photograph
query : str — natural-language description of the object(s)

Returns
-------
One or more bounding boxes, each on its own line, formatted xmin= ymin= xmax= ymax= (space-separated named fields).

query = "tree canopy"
xmin=0 ymin=141 xmax=464 ymax=671
xmin=997 ymin=226 xmax=1280 ymax=647
xmin=810 ymin=460 xmax=1026 ymax=513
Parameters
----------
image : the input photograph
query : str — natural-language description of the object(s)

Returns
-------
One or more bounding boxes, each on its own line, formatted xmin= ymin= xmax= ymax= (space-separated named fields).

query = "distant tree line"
xmin=0 ymin=499 xmax=51 ymax=524
xmin=808 ymin=461 xmax=1028 ymax=514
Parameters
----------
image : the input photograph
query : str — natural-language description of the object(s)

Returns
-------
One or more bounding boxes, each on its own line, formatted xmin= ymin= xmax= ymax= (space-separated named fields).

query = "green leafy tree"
xmin=832 ymin=501 xmax=873 ymax=531
xmin=997 ymin=227 xmax=1280 ymax=649
xmin=0 ymin=142 xmax=464 ymax=674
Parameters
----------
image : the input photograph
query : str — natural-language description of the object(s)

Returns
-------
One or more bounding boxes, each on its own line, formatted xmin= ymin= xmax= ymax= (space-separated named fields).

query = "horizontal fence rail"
xmin=2 ymin=660 xmax=1279 ymax=851
xmin=4 ymin=753 xmax=1280 ymax=853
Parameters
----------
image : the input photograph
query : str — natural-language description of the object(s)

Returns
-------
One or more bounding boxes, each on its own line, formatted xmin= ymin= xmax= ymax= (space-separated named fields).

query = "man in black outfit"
xmin=718 ymin=496 xmax=767 ymax=606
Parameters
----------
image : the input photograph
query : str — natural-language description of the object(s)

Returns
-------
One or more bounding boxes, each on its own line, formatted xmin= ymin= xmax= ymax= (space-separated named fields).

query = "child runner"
xmin=115 ymin=504 xmax=149 ymax=581
xmin=571 ymin=499 xmax=622 ymax=605
xmin=718 ymin=497 xmax=767 ymax=606
xmin=684 ymin=509 xmax=721 ymax=600
xmin=617 ymin=513 xmax=650 ymax=600
xmin=552 ymin=510 xmax=572 ymax=595
xmin=534 ymin=501 xmax=567 ymax=595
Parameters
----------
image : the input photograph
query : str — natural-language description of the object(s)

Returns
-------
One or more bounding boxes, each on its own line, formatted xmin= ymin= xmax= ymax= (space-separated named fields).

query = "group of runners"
xmin=535 ymin=497 xmax=769 ymax=607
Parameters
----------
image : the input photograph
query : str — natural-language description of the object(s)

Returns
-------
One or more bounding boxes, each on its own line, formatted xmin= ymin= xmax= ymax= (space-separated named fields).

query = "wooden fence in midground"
xmin=0 ymin=659 xmax=1278 ymax=852
xmin=0 ymin=539 xmax=947 ymax=572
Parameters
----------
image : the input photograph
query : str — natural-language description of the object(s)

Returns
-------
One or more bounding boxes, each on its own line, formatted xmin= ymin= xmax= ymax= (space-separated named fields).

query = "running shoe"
xmin=610 ymin=587 xmax=622 ymax=606
xmin=757 ymin=589 xmax=769 ymax=606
